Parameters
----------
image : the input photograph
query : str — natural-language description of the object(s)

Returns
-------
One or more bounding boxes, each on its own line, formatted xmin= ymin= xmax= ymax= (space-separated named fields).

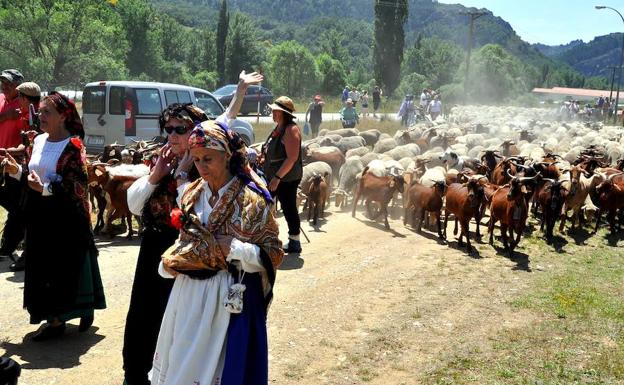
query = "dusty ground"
xmin=0 ymin=204 xmax=544 ymax=385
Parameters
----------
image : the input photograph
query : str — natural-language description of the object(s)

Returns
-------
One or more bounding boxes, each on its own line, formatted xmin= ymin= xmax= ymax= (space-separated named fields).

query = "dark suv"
xmin=213 ymin=84 xmax=273 ymax=116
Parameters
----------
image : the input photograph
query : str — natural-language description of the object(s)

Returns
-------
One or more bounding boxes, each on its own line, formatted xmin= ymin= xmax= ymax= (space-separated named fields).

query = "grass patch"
xmin=423 ymin=225 xmax=624 ymax=385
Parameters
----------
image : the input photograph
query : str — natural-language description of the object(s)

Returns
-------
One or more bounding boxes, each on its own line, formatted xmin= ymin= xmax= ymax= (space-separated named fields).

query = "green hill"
xmin=535 ymin=33 xmax=623 ymax=78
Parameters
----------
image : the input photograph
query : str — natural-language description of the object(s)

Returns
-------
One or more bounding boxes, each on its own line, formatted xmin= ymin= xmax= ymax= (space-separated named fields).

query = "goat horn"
xmin=518 ymin=172 xmax=541 ymax=182
xmin=607 ymin=172 xmax=624 ymax=181
xmin=506 ymin=169 xmax=516 ymax=180
xmin=542 ymin=177 xmax=556 ymax=183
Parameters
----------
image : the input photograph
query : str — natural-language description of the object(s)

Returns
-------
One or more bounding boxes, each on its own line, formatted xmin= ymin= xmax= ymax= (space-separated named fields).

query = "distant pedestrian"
xmin=372 ymin=86 xmax=382 ymax=116
xmin=341 ymin=86 xmax=350 ymax=104
xmin=305 ymin=94 xmax=324 ymax=137
xmin=339 ymin=98 xmax=359 ymax=128
xmin=428 ymin=95 xmax=442 ymax=121
xmin=397 ymin=94 xmax=415 ymax=127
xmin=361 ymin=91 xmax=369 ymax=118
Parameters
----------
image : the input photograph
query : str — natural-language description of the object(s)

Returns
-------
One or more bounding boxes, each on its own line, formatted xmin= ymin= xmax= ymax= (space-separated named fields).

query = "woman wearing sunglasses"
xmin=121 ymin=71 xmax=263 ymax=385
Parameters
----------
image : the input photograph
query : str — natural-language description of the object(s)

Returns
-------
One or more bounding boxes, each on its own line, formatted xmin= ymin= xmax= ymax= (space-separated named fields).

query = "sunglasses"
xmin=164 ymin=125 xmax=189 ymax=135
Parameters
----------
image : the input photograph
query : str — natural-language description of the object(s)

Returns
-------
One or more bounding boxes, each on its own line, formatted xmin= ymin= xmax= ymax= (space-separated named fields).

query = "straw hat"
xmin=269 ymin=96 xmax=296 ymax=118
xmin=17 ymin=82 xmax=41 ymax=97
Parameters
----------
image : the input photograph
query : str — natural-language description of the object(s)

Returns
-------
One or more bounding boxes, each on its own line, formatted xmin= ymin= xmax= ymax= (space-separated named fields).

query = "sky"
xmin=438 ymin=0 xmax=624 ymax=46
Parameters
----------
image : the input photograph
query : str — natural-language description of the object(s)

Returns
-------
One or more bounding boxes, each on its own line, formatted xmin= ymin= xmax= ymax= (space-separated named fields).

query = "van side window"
xmin=83 ymin=86 xmax=106 ymax=114
xmin=136 ymin=89 xmax=161 ymax=115
xmin=194 ymin=92 xmax=224 ymax=118
xmin=165 ymin=90 xmax=178 ymax=106
xmin=165 ymin=90 xmax=192 ymax=106
xmin=177 ymin=91 xmax=191 ymax=104
xmin=109 ymin=86 xmax=125 ymax=115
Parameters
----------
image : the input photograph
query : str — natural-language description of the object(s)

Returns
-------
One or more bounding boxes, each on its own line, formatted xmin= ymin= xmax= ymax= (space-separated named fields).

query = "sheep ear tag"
xmin=224 ymin=271 xmax=246 ymax=314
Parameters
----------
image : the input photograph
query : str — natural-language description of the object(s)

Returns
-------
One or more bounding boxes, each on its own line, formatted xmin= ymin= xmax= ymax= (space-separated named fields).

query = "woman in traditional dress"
xmin=150 ymin=119 xmax=283 ymax=385
xmin=122 ymin=71 xmax=263 ymax=385
xmin=2 ymin=92 xmax=106 ymax=341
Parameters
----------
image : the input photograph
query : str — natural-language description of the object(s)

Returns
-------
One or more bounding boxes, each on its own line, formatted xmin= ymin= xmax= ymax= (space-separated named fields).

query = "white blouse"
xmin=11 ymin=133 xmax=70 ymax=196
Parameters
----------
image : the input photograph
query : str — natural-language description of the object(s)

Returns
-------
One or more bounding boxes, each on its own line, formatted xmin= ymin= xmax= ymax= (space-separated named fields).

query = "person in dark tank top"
xmin=262 ymin=96 xmax=303 ymax=254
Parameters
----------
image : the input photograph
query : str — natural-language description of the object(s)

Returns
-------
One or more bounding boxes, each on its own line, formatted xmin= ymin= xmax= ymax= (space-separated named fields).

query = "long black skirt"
xmin=23 ymin=190 xmax=106 ymax=324
xmin=122 ymin=227 xmax=177 ymax=385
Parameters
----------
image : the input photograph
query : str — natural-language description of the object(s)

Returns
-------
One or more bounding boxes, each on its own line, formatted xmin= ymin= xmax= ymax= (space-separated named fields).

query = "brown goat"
xmin=443 ymin=177 xmax=487 ymax=252
xmin=488 ymin=171 xmax=539 ymax=256
xmin=536 ymin=179 xmax=568 ymax=243
xmin=307 ymin=172 xmax=329 ymax=226
xmin=352 ymin=167 xmax=405 ymax=229
xmin=403 ymin=180 xmax=447 ymax=238
xmin=93 ymin=165 xmax=143 ymax=239
xmin=593 ymin=172 xmax=624 ymax=234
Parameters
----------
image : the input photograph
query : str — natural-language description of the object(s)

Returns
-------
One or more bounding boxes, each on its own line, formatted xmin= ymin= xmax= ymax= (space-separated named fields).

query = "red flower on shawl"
xmin=70 ymin=137 xmax=83 ymax=149
xmin=170 ymin=208 xmax=185 ymax=230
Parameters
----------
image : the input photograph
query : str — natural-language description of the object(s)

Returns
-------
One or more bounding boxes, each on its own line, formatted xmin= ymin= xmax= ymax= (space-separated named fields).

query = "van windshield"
xmin=195 ymin=92 xmax=224 ymax=118
xmin=213 ymin=85 xmax=236 ymax=96
xmin=83 ymin=86 xmax=106 ymax=114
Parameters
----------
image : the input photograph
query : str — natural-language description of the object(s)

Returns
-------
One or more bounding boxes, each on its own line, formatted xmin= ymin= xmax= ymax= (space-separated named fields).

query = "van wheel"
xmin=262 ymin=104 xmax=272 ymax=116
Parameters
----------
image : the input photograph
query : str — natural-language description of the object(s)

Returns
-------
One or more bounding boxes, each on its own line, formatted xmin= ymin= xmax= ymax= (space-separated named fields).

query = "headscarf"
xmin=188 ymin=120 xmax=273 ymax=203
xmin=44 ymin=91 xmax=84 ymax=139
xmin=159 ymin=103 xmax=208 ymax=133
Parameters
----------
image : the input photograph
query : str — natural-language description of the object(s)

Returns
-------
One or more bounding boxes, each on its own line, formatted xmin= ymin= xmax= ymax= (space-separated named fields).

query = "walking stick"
xmin=299 ymin=226 xmax=310 ymax=243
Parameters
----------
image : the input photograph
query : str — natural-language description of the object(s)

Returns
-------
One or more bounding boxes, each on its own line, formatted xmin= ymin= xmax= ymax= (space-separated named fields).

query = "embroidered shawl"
xmin=163 ymin=177 xmax=283 ymax=286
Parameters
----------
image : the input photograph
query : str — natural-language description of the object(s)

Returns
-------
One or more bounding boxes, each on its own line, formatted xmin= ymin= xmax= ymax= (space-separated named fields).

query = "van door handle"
xmin=97 ymin=114 xmax=106 ymax=126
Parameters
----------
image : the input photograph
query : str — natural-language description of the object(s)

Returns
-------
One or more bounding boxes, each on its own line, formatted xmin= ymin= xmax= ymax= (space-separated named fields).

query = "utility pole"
xmin=460 ymin=11 xmax=487 ymax=104
xmin=606 ymin=65 xmax=618 ymax=123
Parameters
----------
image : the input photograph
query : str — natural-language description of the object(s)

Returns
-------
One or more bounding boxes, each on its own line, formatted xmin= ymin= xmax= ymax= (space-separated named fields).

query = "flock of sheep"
xmin=297 ymin=105 xmax=624 ymax=255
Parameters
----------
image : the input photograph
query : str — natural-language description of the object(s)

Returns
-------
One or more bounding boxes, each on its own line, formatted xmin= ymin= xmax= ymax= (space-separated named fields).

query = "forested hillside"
xmin=0 ymin=0 xmax=609 ymax=105
xmin=535 ymin=33 xmax=623 ymax=78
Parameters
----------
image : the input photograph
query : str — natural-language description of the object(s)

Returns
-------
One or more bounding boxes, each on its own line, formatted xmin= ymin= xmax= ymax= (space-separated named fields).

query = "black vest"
xmin=263 ymin=124 xmax=302 ymax=182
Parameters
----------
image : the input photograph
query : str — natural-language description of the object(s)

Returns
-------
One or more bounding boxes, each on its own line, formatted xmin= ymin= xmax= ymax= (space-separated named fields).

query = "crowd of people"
xmin=558 ymin=95 xmax=616 ymax=122
xmin=0 ymin=68 xmax=309 ymax=385
xmin=397 ymin=88 xmax=442 ymax=126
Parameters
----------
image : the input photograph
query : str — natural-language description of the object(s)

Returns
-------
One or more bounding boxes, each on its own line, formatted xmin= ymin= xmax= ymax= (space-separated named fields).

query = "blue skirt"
xmin=221 ymin=272 xmax=268 ymax=385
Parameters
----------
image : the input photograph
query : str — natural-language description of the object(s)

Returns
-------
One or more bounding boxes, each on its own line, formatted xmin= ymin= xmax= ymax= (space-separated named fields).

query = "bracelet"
xmin=275 ymin=174 xmax=282 ymax=180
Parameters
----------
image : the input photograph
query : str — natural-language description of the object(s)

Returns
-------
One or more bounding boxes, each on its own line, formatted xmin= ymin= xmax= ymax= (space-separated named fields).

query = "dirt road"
xmin=0 ymin=205 xmax=539 ymax=385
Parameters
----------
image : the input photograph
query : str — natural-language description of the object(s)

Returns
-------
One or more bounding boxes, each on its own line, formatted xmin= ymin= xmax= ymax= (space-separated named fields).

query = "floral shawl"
xmin=163 ymin=177 xmax=283 ymax=301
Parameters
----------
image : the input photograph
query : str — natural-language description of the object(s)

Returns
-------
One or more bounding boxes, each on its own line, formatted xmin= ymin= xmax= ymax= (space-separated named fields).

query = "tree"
xmin=117 ymin=0 xmax=162 ymax=79
xmin=216 ymin=0 xmax=229 ymax=85
xmin=402 ymin=37 xmax=463 ymax=88
xmin=317 ymin=53 xmax=346 ymax=95
xmin=225 ymin=13 xmax=263 ymax=84
xmin=0 ymin=0 xmax=128 ymax=88
xmin=373 ymin=0 xmax=408 ymax=96
xmin=464 ymin=44 xmax=529 ymax=103
xmin=266 ymin=41 xmax=318 ymax=97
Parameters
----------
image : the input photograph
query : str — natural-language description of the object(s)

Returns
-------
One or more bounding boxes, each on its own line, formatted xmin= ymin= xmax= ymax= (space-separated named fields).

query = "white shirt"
xmin=11 ymin=133 xmax=70 ymax=196
xmin=429 ymin=100 xmax=442 ymax=113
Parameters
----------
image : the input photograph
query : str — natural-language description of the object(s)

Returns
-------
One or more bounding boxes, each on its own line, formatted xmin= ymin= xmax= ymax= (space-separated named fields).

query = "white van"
xmin=82 ymin=81 xmax=255 ymax=153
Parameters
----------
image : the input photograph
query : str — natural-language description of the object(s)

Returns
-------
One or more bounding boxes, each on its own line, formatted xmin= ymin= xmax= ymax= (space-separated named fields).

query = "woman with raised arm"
xmin=121 ymin=71 xmax=263 ymax=385
xmin=150 ymin=119 xmax=283 ymax=385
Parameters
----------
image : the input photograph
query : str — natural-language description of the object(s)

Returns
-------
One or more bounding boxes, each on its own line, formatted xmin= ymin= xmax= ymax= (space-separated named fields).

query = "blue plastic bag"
xmin=303 ymin=122 xmax=310 ymax=135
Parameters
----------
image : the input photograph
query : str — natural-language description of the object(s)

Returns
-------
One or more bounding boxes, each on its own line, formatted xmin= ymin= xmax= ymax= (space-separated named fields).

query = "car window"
xmin=83 ymin=86 xmax=106 ymax=114
xmin=194 ymin=92 xmax=224 ymax=118
xmin=261 ymin=88 xmax=271 ymax=95
xmin=109 ymin=86 xmax=125 ymax=115
xmin=213 ymin=85 xmax=236 ymax=96
xmin=177 ymin=91 xmax=192 ymax=104
xmin=164 ymin=90 xmax=178 ymax=106
xmin=136 ymin=89 xmax=161 ymax=115
xmin=245 ymin=86 xmax=259 ymax=95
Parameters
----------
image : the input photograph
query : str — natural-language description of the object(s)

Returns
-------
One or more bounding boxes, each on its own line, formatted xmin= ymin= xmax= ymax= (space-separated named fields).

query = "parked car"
xmin=81 ymin=81 xmax=255 ymax=153
xmin=213 ymin=84 xmax=273 ymax=116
